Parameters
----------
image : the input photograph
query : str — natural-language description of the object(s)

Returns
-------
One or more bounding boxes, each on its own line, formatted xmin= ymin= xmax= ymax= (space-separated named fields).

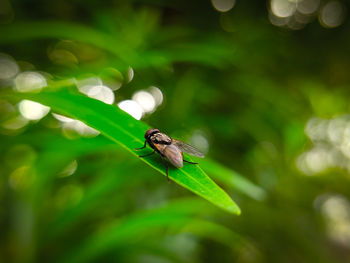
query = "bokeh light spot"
xmin=87 ymin=85 xmax=115 ymax=104
xmin=271 ymin=0 xmax=296 ymax=18
xmin=319 ymin=0 xmax=345 ymax=28
xmin=149 ymin=86 xmax=163 ymax=106
xmin=14 ymin=72 xmax=47 ymax=92
xmin=305 ymin=117 xmax=329 ymax=141
xmin=48 ymin=49 xmax=79 ymax=66
xmin=2 ymin=115 xmax=29 ymax=130
xmin=118 ymin=100 xmax=143 ymax=120
xmin=299 ymin=115 xmax=350 ymax=175
xmin=99 ymin=67 xmax=124 ymax=91
xmin=126 ymin=66 xmax=134 ymax=83
xmin=189 ymin=130 xmax=210 ymax=154
xmin=132 ymin=90 xmax=156 ymax=113
xmin=77 ymin=77 xmax=102 ymax=94
xmin=18 ymin=100 xmax=50 ymax=121
xmin=297 ymin=147 xmax=331 ymax=175
xmin=0 ymin=54 xmax=19 ymax=80
xmin=269 ymin=11 xmax=289 ymax=26
xmin=62 ymin=120 xmax=100 ymax=137
xmin=8 ymin=166 xmax=34 ymax=190
xmin=77 ymin=77 xmax=114 ymax=104
xmin=327 ymin=118 xmax=347 ymax=145
xmin=211 ymin=0 xmax=236 ymax=12
xmin=55 ymin=184 xmax=83 ymax=208
xmin=321 ymin=195 xmax=350 ymax=247
xmin=58 ymin=160 xmax=78 ymax=177
xmin=52 ymin=113 xmax=74 ymax=123
xmin=297 ymin=0 xmax=320 ymax=15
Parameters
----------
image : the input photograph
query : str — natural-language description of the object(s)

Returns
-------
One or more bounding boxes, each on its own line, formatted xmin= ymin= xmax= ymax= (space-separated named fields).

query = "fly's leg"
xmin=134 ymin=140 xmax=147 ymax=151
xmin=138 ymin=150 xmax=155 ymax=158
xmin=159 ymin=156 xmax=170 ymax=182
xmin=183 ymin=159 xmax=198 ymax=165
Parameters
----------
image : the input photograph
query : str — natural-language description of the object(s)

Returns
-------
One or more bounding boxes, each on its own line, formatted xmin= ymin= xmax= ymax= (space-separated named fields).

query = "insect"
xmin=135 ymin=129 xmax=205 ymax=180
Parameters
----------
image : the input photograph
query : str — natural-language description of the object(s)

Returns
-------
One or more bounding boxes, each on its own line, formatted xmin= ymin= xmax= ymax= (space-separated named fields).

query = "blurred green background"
xmin=1 ymin=0 xmax=350 ymax=262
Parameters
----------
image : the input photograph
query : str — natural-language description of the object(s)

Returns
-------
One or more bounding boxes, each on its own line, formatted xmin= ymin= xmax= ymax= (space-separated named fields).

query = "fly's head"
xmin=145 ymin=129 xmax=160 ymax=139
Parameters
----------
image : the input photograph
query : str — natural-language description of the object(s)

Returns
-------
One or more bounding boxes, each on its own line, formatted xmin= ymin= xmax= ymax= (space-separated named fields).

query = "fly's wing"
xmin=173 ymin=140 xmax=205 ymax=158
xmin=164 ymin=144 xmax=183 ymax=168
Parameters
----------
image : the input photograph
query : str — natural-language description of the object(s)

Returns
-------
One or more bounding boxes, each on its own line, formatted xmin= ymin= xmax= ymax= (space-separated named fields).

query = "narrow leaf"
xmin=200 ymin=159 xmax=267 ymax=201
xmin=59 ymin=198 xmax=218 ymax=263
xmin=6 ymin=87 xmax=241 ymax=215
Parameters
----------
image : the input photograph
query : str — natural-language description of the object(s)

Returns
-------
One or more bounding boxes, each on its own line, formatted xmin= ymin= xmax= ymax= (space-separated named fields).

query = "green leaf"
xmin=0 ymin=21 xmax=134 ymax=67
xmin=0 ymin=21 xmax=235 ymax=69
xmin=45 ymin=163 xmax=131 ymax=241
xmin=6 ymin=86 xmax=240 ymax=215
xmin=200 ymin=159 xmax=267 ymax=201
xmin=60 ymin=198 xmax=223 ymax=263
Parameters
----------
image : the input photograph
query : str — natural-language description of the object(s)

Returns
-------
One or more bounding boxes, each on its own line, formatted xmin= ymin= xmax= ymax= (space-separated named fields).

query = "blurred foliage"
xmin=1 ymin=0 xmax=350 ymax=263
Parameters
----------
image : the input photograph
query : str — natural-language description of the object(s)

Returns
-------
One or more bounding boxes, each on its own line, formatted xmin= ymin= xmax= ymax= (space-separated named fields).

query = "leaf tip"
xmin=225 ymin=203 xmax=241 ymax=215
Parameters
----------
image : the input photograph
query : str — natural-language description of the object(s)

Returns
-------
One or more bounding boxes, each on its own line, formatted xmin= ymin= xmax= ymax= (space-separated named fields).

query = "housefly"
xmin=135 ymin=129 xmax=205 ymax=180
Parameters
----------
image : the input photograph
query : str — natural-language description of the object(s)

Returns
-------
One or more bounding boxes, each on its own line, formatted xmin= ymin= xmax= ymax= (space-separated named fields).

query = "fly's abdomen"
xmin=163 ymin=144 xmax=183 ymax=168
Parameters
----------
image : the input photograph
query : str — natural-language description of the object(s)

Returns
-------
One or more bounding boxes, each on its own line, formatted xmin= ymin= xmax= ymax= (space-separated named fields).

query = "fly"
xmin=135 ymin=128 xmax=205 ymax=181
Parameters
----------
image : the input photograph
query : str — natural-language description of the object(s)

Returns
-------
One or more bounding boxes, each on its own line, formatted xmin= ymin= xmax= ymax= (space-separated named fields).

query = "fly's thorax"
xmin=150 ymin=132 xmax=172 ymax=145
xmin=163 ymin=144 xmax=183 ymax=168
